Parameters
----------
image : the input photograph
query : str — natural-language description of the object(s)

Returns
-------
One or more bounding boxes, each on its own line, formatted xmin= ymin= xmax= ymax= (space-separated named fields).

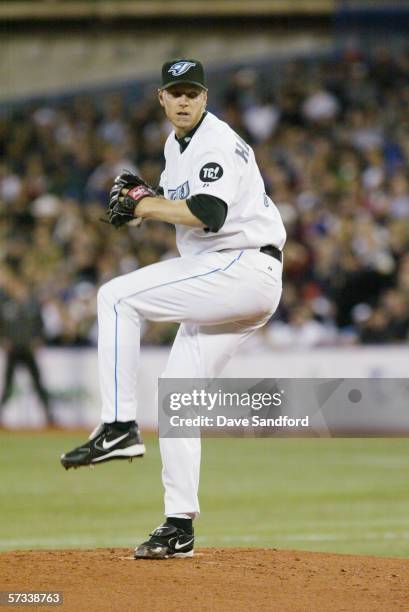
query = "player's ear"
xmin=158 ymin=89 xmax=165 ymax=107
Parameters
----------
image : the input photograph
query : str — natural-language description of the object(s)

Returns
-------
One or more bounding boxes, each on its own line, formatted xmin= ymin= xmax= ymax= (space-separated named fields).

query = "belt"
xmin=260 ymin=245 xmax=282 ymax=263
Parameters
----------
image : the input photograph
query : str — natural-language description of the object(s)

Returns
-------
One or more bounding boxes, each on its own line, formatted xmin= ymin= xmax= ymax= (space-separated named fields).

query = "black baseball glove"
xmin=102 ymin=171 xmax=157 ymax=228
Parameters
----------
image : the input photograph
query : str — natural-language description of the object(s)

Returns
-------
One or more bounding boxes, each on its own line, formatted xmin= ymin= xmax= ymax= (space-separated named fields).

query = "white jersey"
xmin=160 ymin=112 xmax=286 ymax=256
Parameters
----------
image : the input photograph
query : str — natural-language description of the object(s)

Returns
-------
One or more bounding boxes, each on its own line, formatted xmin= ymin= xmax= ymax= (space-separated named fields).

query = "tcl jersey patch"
xmin=199 ymin=162 xmax=224 ymax=182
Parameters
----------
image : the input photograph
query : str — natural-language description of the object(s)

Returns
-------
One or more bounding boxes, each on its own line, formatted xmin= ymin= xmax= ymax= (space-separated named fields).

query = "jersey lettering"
xmin=168 ymin=180 xmax=190 ymax=200
xmin=234 ymin=139 xmax=250 ymax=164
xmin=199 ymin=163 xmax=224 ymax=182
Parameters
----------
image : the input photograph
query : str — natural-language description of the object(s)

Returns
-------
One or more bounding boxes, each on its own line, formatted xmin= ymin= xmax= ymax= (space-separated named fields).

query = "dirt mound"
xmin=0 ymin=548 xmax=407 ymax=611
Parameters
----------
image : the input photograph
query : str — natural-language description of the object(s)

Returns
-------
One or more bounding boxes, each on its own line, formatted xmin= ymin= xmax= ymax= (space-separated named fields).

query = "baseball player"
xmin=61 ymin=59 xmax=286 ymax=559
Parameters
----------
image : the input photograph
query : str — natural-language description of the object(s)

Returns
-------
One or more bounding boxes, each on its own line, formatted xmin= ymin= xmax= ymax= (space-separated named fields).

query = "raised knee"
xmin=97 ymin=279 xmax=118 ymax=307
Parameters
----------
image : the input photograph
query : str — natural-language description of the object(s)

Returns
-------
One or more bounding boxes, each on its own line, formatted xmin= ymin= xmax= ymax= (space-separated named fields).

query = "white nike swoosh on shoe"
xmin=101 ymin=432 xmax=129 ymax=450
xmin=174 ymin=538 xmax=194 ymax=550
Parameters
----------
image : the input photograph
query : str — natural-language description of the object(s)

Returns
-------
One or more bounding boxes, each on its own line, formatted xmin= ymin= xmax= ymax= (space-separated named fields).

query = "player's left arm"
xmin=136 ymin=167 xmax=197 ymax=225
xmin=133 ymin=194 xmax=227 ymax=232
xmin=133 ymin=196 xmax=205 ymax=228
xmin=106 ymin=171 xmax=205 ymax=229
xmin=129 ymin=146 xmax=234 ymax=230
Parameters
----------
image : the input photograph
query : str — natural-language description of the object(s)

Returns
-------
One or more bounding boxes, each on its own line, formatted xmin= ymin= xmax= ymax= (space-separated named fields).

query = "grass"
xmin=0 ymin=432 xmax=408 ymax=557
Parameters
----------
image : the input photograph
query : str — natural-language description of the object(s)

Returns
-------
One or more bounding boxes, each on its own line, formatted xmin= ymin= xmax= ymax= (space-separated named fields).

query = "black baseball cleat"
xmin=134 ymin=523 xmax=194 ymax=559
xmin=60 ymin=421 xmax=145 ymax=470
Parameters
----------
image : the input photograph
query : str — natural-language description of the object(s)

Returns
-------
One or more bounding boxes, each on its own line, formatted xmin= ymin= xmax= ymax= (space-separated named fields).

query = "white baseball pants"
xmin=97 ymin=248 xmax=282 ymax=517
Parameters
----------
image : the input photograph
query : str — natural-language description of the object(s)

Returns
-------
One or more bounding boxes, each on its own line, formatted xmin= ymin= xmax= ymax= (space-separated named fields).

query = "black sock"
xmin=167 ymin=517 xmax=193 ymax=534
xmin=113 ymin=420 xmax=135 ymax=431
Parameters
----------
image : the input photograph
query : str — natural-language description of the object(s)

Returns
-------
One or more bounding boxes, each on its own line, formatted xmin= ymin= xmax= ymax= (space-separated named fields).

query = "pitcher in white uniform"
xmin=61 ymin=59 xmax=286 ymax=559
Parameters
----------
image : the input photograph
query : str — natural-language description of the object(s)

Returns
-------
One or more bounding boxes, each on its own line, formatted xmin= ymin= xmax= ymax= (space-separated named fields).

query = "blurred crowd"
xmin=1 ymin=47 xmax=409 ymax=348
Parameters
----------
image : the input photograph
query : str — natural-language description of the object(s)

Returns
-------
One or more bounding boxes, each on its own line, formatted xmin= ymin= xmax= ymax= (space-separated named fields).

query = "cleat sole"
xmin=61 ymin=452 xmax=145 ymax=470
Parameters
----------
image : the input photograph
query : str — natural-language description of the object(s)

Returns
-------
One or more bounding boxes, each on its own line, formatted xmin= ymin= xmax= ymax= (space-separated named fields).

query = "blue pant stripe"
xmin=114 ymin=304 xmax=119 ymax=420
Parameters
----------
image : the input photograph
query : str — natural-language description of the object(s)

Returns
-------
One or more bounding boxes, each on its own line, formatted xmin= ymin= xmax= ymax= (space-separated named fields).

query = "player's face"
xmin=159 ymin=85 xmax=207 ymax=137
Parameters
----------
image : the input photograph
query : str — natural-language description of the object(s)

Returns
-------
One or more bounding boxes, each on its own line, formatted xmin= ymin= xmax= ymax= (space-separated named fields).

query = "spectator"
xmin=0 ymin=270 xmax=54 ymax=424
xmin=266 ymin=305 xmax=337 ymax=348
xmin=1 ymin=48 xmax=408 ymax=347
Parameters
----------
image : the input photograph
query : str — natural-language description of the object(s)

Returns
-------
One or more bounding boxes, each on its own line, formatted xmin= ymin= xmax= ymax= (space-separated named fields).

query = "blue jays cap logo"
xmin=161 ymin=59 xmax=206 ymax=90
xmin=168 ymin=61 xmax=197 ymax=76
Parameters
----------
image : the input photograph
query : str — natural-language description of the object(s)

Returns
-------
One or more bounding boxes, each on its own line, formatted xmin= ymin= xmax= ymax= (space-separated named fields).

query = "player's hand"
xmin=101 ymin=171 xmax=156 ymax=229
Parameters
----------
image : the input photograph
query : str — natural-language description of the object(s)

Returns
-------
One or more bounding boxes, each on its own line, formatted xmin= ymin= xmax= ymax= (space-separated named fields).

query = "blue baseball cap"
xmin=160 ymin=59 xmax=207 ymax=91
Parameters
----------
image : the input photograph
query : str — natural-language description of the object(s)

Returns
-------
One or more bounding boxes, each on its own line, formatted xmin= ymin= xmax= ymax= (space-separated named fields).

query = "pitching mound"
xmin=0 ymin=548 xmax=407 ymax=611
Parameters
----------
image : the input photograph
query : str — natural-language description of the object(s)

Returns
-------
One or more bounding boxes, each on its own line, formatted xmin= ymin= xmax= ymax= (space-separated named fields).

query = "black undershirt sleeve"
xmin=186 ymin=194 xmax=228 ymax=232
